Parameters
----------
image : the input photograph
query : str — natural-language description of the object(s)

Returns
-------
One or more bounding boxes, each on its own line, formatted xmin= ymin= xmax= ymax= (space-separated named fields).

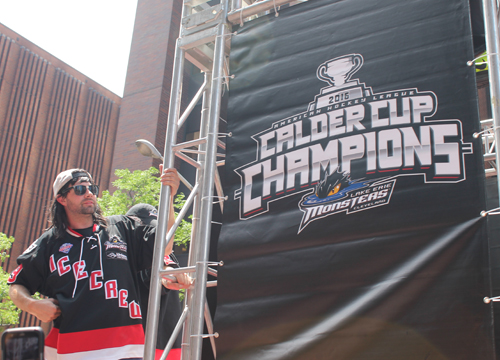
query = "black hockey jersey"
xmin=8 ymin=215 xmax=157 ymax=360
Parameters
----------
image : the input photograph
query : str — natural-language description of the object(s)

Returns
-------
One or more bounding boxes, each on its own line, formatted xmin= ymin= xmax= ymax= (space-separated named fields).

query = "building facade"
xmin=0 ymin=23 xmax=121 ymax=325
xmin=111 ymin=0 xmax=184 ymax=176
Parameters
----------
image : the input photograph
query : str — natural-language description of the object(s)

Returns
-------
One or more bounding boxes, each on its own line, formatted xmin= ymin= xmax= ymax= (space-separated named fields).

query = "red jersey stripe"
xmin=55 ymin=324 xmax=145 ymax=354
xmin=45 ymin=328 xmax=59 ymax=348
xmin=155 ymin=348 xmax=181 ymax=360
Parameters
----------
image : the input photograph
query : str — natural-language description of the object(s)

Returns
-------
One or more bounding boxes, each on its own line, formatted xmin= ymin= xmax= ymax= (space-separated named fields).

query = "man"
xmin=8 ymin=167 xmax=190 ymax=360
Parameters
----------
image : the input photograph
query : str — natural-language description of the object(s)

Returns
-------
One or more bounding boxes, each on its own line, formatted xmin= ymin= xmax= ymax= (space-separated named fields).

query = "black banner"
xmin=215 ymin=0 xmax=494 ymax=359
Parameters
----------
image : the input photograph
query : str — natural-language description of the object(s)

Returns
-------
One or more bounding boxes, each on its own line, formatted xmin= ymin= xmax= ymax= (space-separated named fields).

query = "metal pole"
xmin=159 ymin=307 xmax=189 ymax=360
xmin=483 ymin=0 xmax=500 ymax=204
xmin=180 ymin=70 xmax=212 ymax=360
xmin=231 ymin=0 xmax=242 ymax=12
xmin=189 ymin=2 xmax=229 ymax=359
xmin=143 ymin=38 xmax=186 ymax=360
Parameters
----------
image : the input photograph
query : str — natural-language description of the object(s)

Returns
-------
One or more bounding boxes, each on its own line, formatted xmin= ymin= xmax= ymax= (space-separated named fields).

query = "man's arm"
xmin=159 ymin=166 xmax=192 ymax=290
xmin=159 ymin=165 xmax=180 ymax=256
xmin=9 ymin=284 xmax=61 ymax=323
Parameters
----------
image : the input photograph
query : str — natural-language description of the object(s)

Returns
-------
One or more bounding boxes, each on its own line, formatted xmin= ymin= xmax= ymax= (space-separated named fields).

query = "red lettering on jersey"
xmin=90 ymin=270 xmax=103 ymax=290
xmin=7 ymin=265 xmax=23 ymax=284
xmin=105 ymin=280 xmax=118 ymax=299
xmin=119 ymin=289 xmax=128 ymax=308
xmin=72 ymin=261 xmax=88 ymax=280
xmin=57 ymin=256 xmax=71 ymax=276
xmin=129 ymin=300 xmax=142 ymax=319
xmin=49 ymin=255 xmax=56 ymax=273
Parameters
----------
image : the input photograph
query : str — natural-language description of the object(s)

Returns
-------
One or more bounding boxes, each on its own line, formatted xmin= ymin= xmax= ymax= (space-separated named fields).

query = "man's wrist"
xmin=25 ymin=297 xmax=40 ymax=315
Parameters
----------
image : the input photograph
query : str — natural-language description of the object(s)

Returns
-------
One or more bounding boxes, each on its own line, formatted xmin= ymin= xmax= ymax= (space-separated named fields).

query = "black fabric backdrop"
xmin=215 ymin=0 xmax=494 ymax=359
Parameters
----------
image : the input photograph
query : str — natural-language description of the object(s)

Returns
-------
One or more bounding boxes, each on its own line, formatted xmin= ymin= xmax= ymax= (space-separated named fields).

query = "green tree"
xmin=98 ymin=167 xmax=192 ymax=248
xmin=0 ymin=233 xmax=21 ymax=326
xmin=99 ymin=167 xmax=162 ymax=215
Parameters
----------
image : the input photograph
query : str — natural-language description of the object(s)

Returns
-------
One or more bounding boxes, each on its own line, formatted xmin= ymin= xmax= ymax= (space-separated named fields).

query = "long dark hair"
xmin=47 ymin=169 xmax=106 ymax=238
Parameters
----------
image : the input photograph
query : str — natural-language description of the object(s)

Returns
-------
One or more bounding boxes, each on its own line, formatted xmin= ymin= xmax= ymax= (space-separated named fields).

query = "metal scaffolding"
xmin=482 ymin=0 xmax=500 ymax=202
xmin=142 ymin=0 xmax=500 ymax=359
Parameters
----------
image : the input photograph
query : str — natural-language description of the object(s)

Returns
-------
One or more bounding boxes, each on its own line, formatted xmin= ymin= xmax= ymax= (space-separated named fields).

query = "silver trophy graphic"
xmin=317 ymin=54 xmax=363 ymax=88
xmin=309 ymin=53 xmax=371 ymax=111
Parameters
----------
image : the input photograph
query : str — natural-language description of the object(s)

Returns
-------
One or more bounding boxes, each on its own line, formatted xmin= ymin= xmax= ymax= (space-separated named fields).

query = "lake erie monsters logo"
xmin=233 ymin=54 xmax=473 ymax=233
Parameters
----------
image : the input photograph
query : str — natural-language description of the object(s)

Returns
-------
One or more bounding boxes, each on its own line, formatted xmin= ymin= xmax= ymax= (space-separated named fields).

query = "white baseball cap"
xmin=53 ymin=169 xmax=93 ymax=197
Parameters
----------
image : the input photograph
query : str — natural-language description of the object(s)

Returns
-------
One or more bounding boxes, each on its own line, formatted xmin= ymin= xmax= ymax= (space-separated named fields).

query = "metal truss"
xmin=142 ymin=1 xmax=230 ymax=358
xmin=482 ymin=0 xmax=500 ymax=199
xmin=478 ymin=119 xmax=499 ymax=178
xmin=478 ymin=0 xmax=500 ymax=183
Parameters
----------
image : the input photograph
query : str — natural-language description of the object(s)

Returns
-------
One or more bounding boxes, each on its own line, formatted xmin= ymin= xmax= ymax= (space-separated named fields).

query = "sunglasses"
xmin=64 ymin=185 xmax=99 ymax=196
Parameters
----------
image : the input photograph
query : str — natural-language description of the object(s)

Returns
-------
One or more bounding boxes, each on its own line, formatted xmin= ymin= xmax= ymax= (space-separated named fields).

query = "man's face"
xmin=58 ymin=180 xmax=97 ymax=216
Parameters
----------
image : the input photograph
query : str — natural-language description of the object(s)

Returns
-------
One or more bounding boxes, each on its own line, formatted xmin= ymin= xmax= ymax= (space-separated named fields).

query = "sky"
xmin=0 ymin=0 xmax=138 ymax=96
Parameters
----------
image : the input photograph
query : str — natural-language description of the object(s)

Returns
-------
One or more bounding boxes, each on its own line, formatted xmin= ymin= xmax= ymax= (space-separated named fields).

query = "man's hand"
xmin=161 ymin=267 xmax=193 ymax=290
xmin=9 ymin=284 xmax=61 ymax=323
xmin=159 ymin=165 xmax=180 ymax=195
xmin=28 ymin=298 xmax=61 ymax=323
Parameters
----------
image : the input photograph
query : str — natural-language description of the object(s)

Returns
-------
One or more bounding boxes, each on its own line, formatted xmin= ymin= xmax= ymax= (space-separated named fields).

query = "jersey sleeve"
xmin=134 ymin=222 xmax=157 ymax=270
xmin=7 ymin=236 xmax=49 ymax=295
xmin=138 ymin=254 xmax=180 ymax=295
xmin=108 ymin=215 xmax=157 ymax=271
xmin=165 ymin=253 xmax=180 ymax=268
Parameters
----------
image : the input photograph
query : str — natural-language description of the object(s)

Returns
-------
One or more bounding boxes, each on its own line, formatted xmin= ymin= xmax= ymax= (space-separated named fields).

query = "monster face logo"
xmin=233 ymin=54 xmax=472 ymax=233
xmin=315 ymin=168 xmax=350 ymax=199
